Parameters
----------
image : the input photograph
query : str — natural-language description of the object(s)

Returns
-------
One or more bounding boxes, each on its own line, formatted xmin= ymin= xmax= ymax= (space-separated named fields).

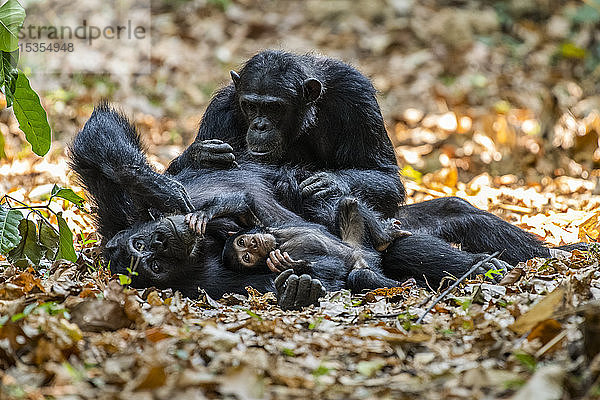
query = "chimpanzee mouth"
xmin=248 ymin=149 xmax=274 ymax=157
xmin=164 ymin=215 xmax=201 ymax=257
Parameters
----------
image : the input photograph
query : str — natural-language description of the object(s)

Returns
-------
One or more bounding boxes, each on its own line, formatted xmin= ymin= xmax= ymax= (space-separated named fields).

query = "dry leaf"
xmin=510 ymin=286 xmax=566 ymax=334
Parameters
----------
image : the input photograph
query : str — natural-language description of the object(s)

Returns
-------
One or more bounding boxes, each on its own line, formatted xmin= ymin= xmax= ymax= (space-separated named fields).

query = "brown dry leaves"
xmin=1 ymin=234 xmax=600 ymax=399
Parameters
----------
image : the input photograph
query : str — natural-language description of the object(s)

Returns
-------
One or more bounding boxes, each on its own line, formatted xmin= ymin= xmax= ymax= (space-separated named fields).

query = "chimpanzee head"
xmin=104 ymin=215 xmax=205 ymax=295
xmin=222 ymin=227 xmax=276 ymax=273
xmin=231 ymin=50 xmax=323 ymax=163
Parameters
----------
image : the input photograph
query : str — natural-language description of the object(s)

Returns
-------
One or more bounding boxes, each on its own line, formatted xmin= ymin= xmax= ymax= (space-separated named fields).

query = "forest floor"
xmin=2 ymin=0 xmax=600 ymax=399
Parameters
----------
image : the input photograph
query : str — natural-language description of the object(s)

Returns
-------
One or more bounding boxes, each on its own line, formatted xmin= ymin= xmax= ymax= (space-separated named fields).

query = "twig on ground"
xmin=416 ymin=251 xmax=500 ymax=324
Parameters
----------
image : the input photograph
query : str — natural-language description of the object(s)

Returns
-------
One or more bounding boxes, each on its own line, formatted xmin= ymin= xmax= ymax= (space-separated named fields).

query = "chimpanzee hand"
xmin=184 ymin=193 xmax=260 ymax=236
xmin=266 ymin=249 xmax=312 ymax=274
xmin=185 ymin=210 xmax=214 ymax=237
xmin=274 ymin=269 xmax=326 ymax=310
xmin=189 ymin=139 xmax=237 ymax=169
xmin=472 ymin=255 xmax=513 ymax=283
xmin=299 ymin=172 xmax=349 ymax=199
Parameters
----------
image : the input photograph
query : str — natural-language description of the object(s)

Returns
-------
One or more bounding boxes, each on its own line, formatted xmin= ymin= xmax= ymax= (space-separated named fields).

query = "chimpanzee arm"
xmin=198 ymin=261 xmax=277 ymax=299
xmin=347 ymin=264 xmax=403 ymax=293
xmin=186 ymin=190 xmax=301 ymax=236
xmin=167 ymin=86 xmax=245 ymax=175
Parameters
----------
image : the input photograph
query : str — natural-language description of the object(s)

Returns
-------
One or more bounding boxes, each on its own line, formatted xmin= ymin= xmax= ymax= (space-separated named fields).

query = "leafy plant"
xmin=0 ymin=0 xmax=51 ymax=157
xmin=0 ymin=184 xmax=85 ymax=267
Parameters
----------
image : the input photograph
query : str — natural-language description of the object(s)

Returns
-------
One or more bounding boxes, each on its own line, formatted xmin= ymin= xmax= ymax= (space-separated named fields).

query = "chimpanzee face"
xmin=230 ymin=70 xmax=323 ymax=163
xmin=104 ymin=215 xmax=204 ymax=290
xmin=222 ymin=227 xmax=277 ymax=273
xmin=238 ymin=92 xmax=290 ymax=160
xmin=231 ymin=232 xmax=277 ymax=268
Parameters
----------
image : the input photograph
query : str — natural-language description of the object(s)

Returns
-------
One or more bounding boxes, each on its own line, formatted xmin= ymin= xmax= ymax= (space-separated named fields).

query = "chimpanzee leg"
xmin=381 ymin=234 xmax=511 ymax=287
xmin=347 ymin=265 xmax=403 ymax=292
xmin=396 ymin=197 xmax=550 ymax=265
xmin=70 ymin=104 xmax=193 ymax=236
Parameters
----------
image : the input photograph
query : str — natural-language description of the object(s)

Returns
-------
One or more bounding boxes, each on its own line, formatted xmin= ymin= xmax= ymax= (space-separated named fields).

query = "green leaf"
xmin=55 ymin=213 xmax=76 ymax=262
xmin=38 ymin=221 xmax=59 ymax=259
xmin=245 ymin=309 xmax=262 ymax=321
xmin=560 ymin=42 xmax=587 ymax=60
xmin=356 ymin=360 xmax=385 ymax=377
xmin=118 ymin=274 xmax=131 ymax=285
xmin=0 ymin=203 xmax=23 ymax=255
xmin=308 ymin=316 xmax=323 ymax=329
xmin=0 ymin=127 xmax=5 ymax=158
xmin=12 ymin=72 xmax=51 ymax=156
xmin=514 ymin=351 xmax=537 ymax=373
xmin=399 ymin=165 xmax=422 ymax=183
xmin=8 ymin=218 xmax=42 ymax=266
xmin=11 ymin=302 xmax=37 ymax=321
xmin=0 ymin=0 xmax=25 ymax=52
xmin=281 ymin=347 xmax=295 ymax=357
xmin=484 ymin=268 xmax=503 ymax=279
xmin=312 ymin=364 xmax=331 ymax=377
xmin=0 ymin=50 xmax=18 ymax=106
xmin=51 ymin=184 xmax=85 ymax=210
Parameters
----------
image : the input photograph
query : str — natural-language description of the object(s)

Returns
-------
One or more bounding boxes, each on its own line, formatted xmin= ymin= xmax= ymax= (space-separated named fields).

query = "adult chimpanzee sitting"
xmin=166 ymin=50 xmax=405 ymax=222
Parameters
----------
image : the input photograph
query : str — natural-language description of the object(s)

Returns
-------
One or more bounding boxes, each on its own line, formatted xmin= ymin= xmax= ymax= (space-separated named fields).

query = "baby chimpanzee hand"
xmin=266 ymin=249 xmax=311 ymax=274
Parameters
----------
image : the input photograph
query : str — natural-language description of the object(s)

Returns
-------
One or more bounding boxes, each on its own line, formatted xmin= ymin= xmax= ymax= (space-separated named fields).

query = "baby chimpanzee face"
xmin=223 ymin=230 xmax=277 ymax=271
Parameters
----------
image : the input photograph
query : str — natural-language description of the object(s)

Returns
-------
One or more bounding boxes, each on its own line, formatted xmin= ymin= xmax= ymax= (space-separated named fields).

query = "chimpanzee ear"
xmin=303 ymin=78 xmax=323 ymax=103
xmin=227 ymin=231 xmax=236 ymax=237
xmin=105 ymin=229 xmax=129 ymax=250
xmin=230 ymin=70 xmax=240 ymax=87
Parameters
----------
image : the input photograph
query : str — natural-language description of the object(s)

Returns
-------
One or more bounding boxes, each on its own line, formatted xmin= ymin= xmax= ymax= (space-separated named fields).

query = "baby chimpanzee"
xmin=220 ymin=197 xmax=412 ymax=304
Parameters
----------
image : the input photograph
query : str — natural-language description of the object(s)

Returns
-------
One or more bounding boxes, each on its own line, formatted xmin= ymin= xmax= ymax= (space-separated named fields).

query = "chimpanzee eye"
xmin=240 ymin=100 xmax=256 ymax=115
xmin=151 ymin=260 xmax=161 ymax=273
xmin=134 ymin=239 xmax=145 ymax=250
xmin=242 ymin=253 xmax=250 ymax=263
xmin=238 ymin=238 xmax=244 ymax=246
xmin=267 ymin=103 xmax=283 ymax=115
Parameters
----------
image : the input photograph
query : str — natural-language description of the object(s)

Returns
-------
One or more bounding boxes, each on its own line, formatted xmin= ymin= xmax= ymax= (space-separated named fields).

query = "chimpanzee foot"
xmin=132 ymin=172 xmax=193 ymax=214
xmin=472 ymin=256 xmax=513 ymax=283
xmin=336 ymin=197 xmax=365 ymax=245
xmin=375 ymin=219 xmax=412 ymax=252
xmin=274 ymin=269 xmax=326 ymax=310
